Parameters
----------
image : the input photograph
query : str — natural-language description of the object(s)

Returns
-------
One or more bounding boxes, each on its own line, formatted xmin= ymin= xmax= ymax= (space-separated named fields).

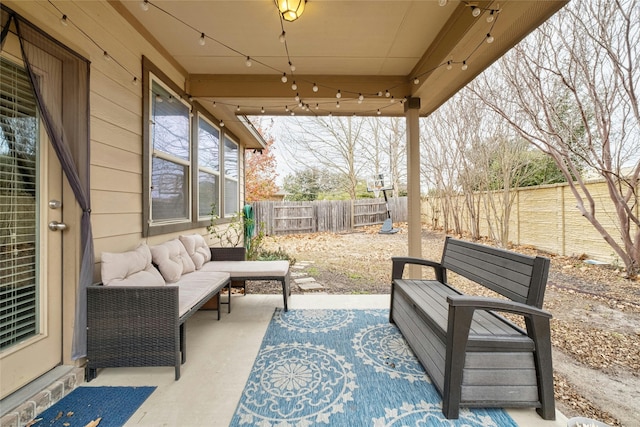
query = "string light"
xmin=49 ymin=0 xmax=507 ymax=118
xmin=294 ymin=93 xmax=300 ymax=102
xmin=236 ymin=105 xmax=241 ymax=111
xmin=212 ymin=101 xmax=216 ymax=108
xmin=155 ymin=94 xmax=163 ymax=103
xmin=336 ymin=101 xmax=340 ymax=108
xmin=261 ymin=106 xmax=265 ymax=113
xmin=219 ymin=120 xmax=224 ymax=127
xmin=377 ymin=109 xmax=381 ymax=115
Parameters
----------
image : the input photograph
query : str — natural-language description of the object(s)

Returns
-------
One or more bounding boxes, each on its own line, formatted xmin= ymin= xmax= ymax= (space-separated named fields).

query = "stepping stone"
xmin=294 ymin=277 xmax=317 ymax=284
xmin=292 ymin=265 xmax=306 ymax=270
xmin=298 ymin=282 xmax=325 ymax=291
xmin=291 ymin=272 xmax=308 ymax=278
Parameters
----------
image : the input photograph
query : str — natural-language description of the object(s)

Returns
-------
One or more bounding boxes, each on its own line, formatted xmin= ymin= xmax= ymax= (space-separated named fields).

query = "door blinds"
xmin=0 ymin=57 xmax=39 ymax=351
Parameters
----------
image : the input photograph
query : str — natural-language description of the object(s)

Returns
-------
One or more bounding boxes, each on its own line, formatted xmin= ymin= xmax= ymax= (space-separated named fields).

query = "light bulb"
xmin=140 ymin=0 xmax=149 ymax=11
xmin=377 ymin=109 xmax=381 ymax=115
xmin=312 ymin=83 xmax=319 ymax=92
xmin=281 ymin=73 xmax=288 ymax=83
xmin=486 ymin=34 xmax=494 ymax=44
xmin=336 ymin=90 xmax=341 ymax=99
xmin=414 ymin=77 xmax=420 ymax=84
xmin=446 ymin=61 xmax=453 ymax=70
xmin=471 ymin=6 xmax=481 ymax=17
xmin=60 ymin=14 xmax=68 ymax=26
xmin=336 ymin=101 xmax=340 ymax=108
xmin=199 ymin=33 xmax=206 ymax=46
xmin=390 ymin=96 xmax=395 ymax=103
xmin=236 ymin=105 xmax=241 ymax=112
xmin=289 ymin=62 xmax=296 ymax=72
xmin=377 ymin=91 xmax=383 ymax=97
xmin=245 ymin=56 xmax=252 ymax=67
xmin=385 ymin=90 xmax=390 ymax=97
xmin=292 ymin=81 xmax=298 ymax=90
xmin=132 ymin=77 xmax=138 ymax=85
xmin=291 ymin=111 xmax=295 ymax=116
xmin=438 ymin=0 xmax=447 ymax=6
xmin=298 ymin=101 xmax=303 ymax=107
xmin=261 ymin=107 xmax=265 ymax=113
xmin=212 ymin=101 xmax=216 ymax=108
xmin=461 ymin=61 xmax=468 ymax=71
xmin=219 ymin=120 xmax=224 ymax=127
xmin=315 ymin=104 xmax=319 ymax=110
xmin=285 ymin=106 xmax=289 ymax=112
xmin=155 ymin=94 xmax=163 ymax=103
xmin=279 ymin=31 xmax=286 ymax=43
xmin=487 ymin=11 xmax=495 ymax=23
xmin=294 ymin=93 xmax=300 ymax=102
xmin=103 ymin=51 xmax=111 ymax=61
xmin=358 ymin=94 xmax=364 ymax=104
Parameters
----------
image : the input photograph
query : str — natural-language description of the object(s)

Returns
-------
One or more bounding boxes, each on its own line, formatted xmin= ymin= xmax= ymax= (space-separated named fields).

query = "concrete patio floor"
xmin=87 ymin=294 xmax=568 ymax=426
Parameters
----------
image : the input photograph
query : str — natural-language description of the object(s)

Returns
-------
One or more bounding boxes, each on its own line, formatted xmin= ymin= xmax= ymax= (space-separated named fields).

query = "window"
xmin=198 ymin=117 xmax=220 ymax=218
xmin=223 ymin=135 xmax=239 ymax=217
xmin=150 ymin=80 xmax=191 ymax=223
xmin=142 ymin=58 xmax=242 ymax=236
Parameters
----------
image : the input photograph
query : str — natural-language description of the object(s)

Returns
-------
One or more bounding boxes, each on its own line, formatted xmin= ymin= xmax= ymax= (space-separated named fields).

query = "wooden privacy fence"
xmin=421 ymin=180 xmax=639 ymax=264
xmin=252 ymin=197 xmax=407 ymax=235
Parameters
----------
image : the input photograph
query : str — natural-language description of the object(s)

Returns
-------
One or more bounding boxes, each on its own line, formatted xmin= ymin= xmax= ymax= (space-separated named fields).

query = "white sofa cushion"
xmin=200 ymin=260 xmax=289 ymax=278
xmin=150 ymin=239 xmax=196 ymax=283
xmin=176 ymin=271 xmax=230 ymax=317
xmin=179 ymin=234 xmax=211 ymax=270
xmin=101 ymin=244 xmax=165 ymax=287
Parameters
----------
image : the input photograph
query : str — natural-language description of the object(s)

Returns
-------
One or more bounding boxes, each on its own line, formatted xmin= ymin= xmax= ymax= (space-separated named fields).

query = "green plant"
xmin=255 ymin=247 xmax=296 ymax=265
xmin=207 ymin=208 xmax=244 ymax=247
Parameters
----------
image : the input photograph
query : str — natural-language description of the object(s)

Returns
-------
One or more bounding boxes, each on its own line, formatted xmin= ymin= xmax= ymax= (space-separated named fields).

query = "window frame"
xmin=142 ymin=57 xmax=242 ymax=237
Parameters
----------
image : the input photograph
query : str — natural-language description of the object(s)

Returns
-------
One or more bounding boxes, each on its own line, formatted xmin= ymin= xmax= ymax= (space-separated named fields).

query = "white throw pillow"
xmin=101 ymin=244 xmax=165 ymax=286
xmin=179 ymin=234 xmax=211 ymax=269
xmin=150 ymin=239 xmax=196 ymax=283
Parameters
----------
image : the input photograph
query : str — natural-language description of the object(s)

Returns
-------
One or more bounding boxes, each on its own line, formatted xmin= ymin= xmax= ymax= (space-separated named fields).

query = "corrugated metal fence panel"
xmin=252 ymin=197 xmax=407 ymax=235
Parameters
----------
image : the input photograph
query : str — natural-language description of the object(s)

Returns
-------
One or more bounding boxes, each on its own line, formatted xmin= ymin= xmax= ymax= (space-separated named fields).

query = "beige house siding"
xmin=423 ymin=180 xmax=639 ymax=264
xmin=4 ymin=0 xmax=250 ymax=353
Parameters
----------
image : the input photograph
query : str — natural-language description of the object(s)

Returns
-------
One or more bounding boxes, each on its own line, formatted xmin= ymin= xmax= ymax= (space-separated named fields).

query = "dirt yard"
xmin=250 ymin=224 xmax=640 ymax=427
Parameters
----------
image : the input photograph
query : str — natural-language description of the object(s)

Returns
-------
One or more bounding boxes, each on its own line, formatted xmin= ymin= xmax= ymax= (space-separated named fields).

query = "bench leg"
xmin=443 ymin=305 xmax=474 ymax=419
xmin=527 ymin=316 xmax=556 ymax=420
xmin=85 ymin=367 xmax=97 ymax=382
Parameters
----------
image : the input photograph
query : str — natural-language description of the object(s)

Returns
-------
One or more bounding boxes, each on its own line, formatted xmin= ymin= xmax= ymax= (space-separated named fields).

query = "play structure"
xmin=367 ymin=174 xmax=399 ymax=234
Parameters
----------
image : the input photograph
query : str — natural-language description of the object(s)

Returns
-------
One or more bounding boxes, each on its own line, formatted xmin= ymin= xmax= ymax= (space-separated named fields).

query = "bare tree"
xmin=279 ymin=116 xmax=369 ymax=200
xmin=470 ymin=0 xmax=640 ymax=274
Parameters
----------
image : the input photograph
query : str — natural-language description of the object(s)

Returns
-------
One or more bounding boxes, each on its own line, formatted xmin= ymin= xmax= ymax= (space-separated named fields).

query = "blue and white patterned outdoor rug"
xmin=230 ymin=308 xmax=518 ymax=427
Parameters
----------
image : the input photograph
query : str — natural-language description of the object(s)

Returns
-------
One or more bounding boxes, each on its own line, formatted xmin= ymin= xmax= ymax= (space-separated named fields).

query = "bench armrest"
xmin=446 ymin=295 xmax=552 ymax=319
xmin=391 ymin=256 xmax=445 ymax=282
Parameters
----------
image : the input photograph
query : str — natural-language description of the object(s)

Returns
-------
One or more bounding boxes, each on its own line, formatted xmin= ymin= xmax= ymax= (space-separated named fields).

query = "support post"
xmin=405 ymin=97 xmax=422 ymax=276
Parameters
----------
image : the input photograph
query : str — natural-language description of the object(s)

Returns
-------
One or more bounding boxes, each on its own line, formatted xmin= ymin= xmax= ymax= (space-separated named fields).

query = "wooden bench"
xmin=390 ymin=237 xmax=555 ymax=420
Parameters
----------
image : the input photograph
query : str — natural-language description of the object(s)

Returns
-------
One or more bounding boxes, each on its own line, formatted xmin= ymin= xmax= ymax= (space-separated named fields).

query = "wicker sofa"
xmin=86 ymin=234 xmax=291 ymax=381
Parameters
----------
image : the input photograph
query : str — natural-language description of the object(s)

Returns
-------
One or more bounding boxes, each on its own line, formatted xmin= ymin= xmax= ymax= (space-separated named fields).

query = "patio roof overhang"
xmin=113 ymin=0 xmax=567 ymax=149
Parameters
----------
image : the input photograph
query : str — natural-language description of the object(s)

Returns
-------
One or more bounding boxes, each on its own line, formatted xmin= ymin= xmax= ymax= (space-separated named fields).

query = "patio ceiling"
xmin=113 ymin=0 xmax=567 ymax=145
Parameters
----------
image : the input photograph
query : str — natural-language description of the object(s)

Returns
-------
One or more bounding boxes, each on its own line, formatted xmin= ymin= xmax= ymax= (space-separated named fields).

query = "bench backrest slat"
xmin=441 ymin=237 xmax=550 ymax=308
